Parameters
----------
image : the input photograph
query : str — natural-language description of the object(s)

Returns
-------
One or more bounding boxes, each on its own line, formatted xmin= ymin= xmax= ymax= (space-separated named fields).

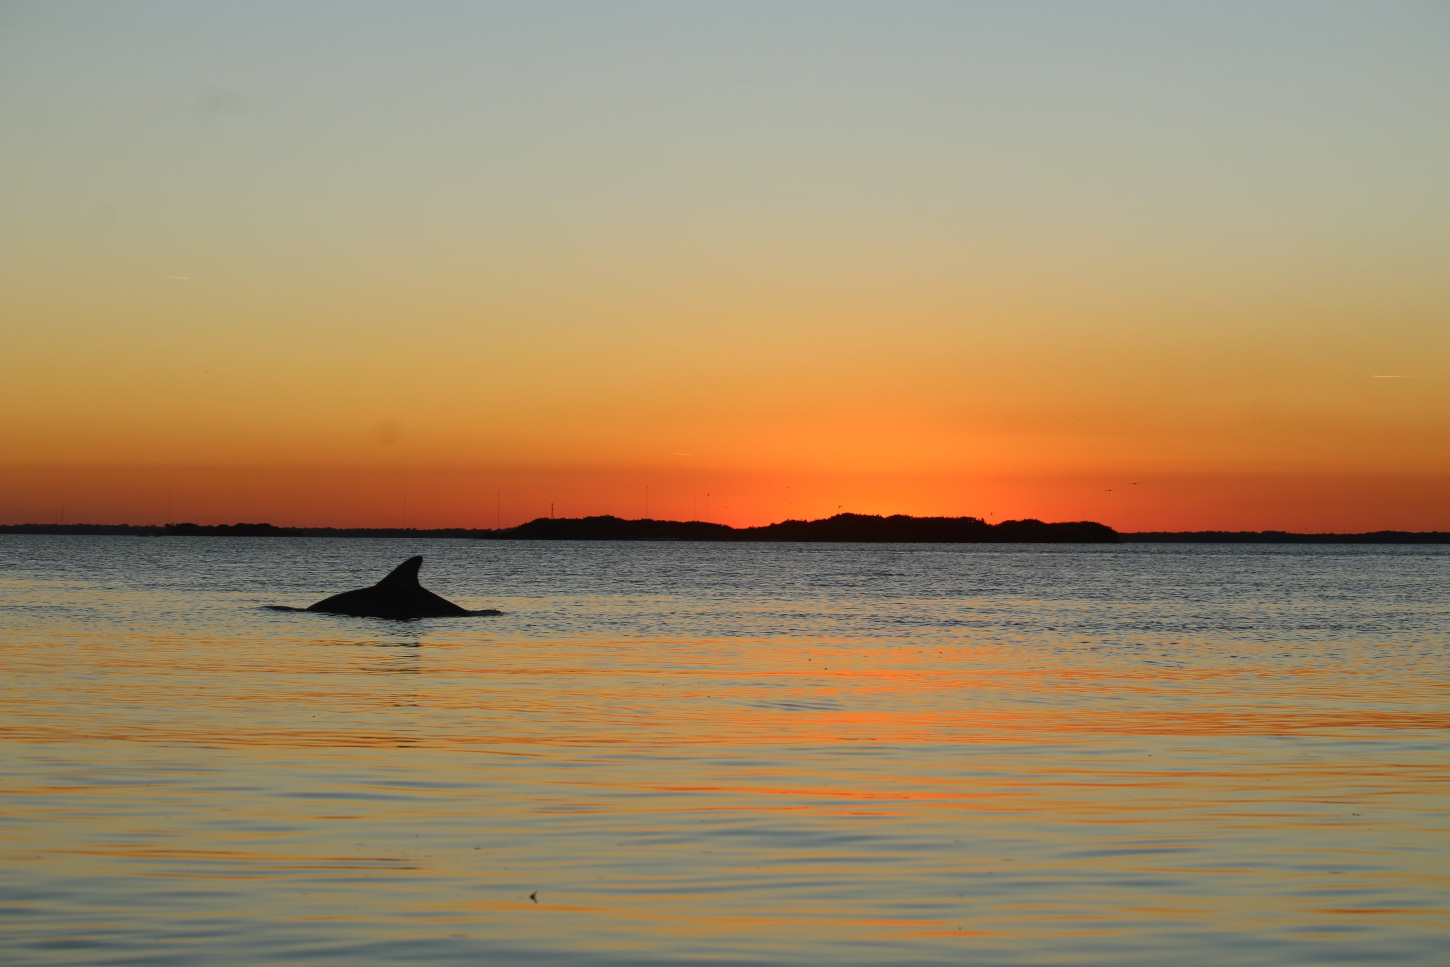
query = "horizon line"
xmin=3 ymin=515 xmax=1449 ymax=542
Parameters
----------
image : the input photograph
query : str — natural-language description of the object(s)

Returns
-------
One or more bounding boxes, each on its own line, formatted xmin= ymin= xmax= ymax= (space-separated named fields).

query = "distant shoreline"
xmin=2 ymin=515 xmax=1447 ymax=543
xmin=0 ymin=514 xmax=1114 ymax=543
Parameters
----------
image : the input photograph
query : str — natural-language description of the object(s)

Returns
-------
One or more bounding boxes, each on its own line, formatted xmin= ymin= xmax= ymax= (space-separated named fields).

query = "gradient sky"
xmin=2 ymin=1 xmax=1448 ymax=529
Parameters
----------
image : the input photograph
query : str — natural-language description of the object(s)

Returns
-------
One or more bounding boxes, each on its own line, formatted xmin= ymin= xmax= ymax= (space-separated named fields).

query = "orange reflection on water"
xmin=3 ymin=539 xmax=1447 ymax=966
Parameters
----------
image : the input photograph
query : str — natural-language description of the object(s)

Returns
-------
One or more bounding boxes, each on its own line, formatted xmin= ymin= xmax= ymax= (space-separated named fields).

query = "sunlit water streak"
xmin=1 ymin=537 xmax=1446 ymax=965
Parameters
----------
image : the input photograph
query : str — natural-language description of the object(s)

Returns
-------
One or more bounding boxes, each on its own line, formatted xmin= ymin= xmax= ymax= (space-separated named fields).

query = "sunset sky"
xmin=3 ymin=1 xmax=1447 ymax=530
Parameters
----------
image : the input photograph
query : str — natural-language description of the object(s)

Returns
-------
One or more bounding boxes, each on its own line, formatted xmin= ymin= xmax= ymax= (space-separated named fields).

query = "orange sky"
xmin=5 ymin=466 xmax=1447 ymax=534
xmin=2 ymin=3 xmax=1447 ymax=530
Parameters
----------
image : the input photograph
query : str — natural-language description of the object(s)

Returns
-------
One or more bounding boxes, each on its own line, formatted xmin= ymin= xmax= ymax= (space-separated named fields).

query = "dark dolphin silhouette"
xmin=281 ymin=556 xmax=501 ymax=619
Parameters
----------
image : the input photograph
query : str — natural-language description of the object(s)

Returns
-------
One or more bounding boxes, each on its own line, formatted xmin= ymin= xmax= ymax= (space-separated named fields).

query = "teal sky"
xmin=7 ymin=1 xmax=1446 ymax=296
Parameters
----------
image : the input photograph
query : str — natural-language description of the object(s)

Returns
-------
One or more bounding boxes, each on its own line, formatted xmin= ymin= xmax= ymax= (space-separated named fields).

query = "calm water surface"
xmin=1 ymin=537 xmax=1447 ymax=965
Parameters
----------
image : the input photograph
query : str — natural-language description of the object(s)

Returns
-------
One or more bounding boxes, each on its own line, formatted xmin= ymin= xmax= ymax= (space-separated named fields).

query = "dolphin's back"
xmin=306 ymin=556 xmax=475 ymax=619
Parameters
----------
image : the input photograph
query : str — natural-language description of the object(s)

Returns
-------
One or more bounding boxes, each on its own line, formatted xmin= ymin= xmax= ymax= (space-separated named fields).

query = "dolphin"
xmin=280 ymin=556 xmax=501 ymax=619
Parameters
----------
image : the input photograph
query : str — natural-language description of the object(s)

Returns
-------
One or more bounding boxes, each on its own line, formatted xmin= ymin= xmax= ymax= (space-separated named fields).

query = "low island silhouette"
xmin=2 ymin=513 xmax=1115 ymax=542
xmin=6 ymin=513 xmax=1448 ymax=542
xmin=492 ymin=513 xmax=1119 ymax=543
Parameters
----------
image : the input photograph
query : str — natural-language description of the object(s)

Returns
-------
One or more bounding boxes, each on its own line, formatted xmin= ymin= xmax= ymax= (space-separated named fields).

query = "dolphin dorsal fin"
xmin=377 ymin=556 xmax=424 ymax=588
